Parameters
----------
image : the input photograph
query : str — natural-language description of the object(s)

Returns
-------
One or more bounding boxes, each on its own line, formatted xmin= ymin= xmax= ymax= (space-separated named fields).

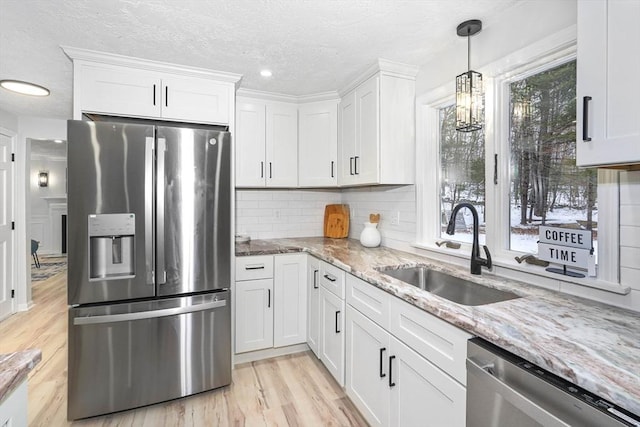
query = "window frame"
xmin=415 ymin=28 xmax=623 ymax=293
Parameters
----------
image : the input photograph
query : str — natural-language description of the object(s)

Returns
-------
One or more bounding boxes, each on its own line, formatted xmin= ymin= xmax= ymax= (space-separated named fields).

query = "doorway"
xmin=29 ymin=139 xmax=68 ymax=289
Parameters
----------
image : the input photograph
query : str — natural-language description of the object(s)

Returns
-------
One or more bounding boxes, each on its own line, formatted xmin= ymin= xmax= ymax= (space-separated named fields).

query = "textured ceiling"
xmin=0 ymin=0 xmax=521 ymax=120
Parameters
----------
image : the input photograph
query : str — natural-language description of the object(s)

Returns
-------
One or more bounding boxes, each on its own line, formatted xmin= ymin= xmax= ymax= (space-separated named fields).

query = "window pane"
xmin=509 ymin=60 xmax=598 ymax=258
xmin=439 ymin=104 xmax=486 ymax=244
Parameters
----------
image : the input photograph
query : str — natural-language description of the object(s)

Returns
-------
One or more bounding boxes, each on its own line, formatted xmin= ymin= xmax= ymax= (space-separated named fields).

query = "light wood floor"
xmin=0 ymin=272 xmax=368 ymax=426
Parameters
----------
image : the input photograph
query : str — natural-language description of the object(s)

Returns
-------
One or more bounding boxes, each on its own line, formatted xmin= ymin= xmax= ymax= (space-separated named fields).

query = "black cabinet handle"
xmin=267 ymin=289 xmax=271 ymax=308
xmin=323 ymin=274 xmax=336 ymax=282
xmin=245 ymin=264 xmax=265 ymax=270
xmin=389 ymin=355 xmax=396 ymax=387
xmin=331 ymin=161 xmax=335 ymax=178
xmin=583 ymin=96 xmax=592 ymax=142
xmin=349 ymin=157 xmax=354 ymax=175
xmin=335 ymin=311 xmax=341 ymax=333
xmin=165 ymin=86 xmax=169 ymax=107
xmin=493 ymin=154 xmax=498 ymax=185
xmin=313 ymin=269 xmax=319 ymax=289
xmin=379 ymin=348 xmax=387 ymax=378
xmin=354 ymin=156 xmax=359 ymax=175
xmin=153 ymin=84 xmax=156 ymax=106
xmin=260 ymin=161 xmax=264 ymax=178
xmin=269 ymin=162 xmax=273 ymax=179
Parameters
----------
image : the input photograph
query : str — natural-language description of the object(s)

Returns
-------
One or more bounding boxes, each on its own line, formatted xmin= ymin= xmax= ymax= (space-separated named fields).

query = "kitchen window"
xmin=416 ymin=37 xmax=621 ymax=291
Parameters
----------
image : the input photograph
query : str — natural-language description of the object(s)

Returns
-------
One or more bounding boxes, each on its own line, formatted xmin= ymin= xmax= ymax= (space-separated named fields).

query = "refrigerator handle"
xmin=156 ymin=137 xmax=167 ymax=285
xmin=73 ymin=299 xmax=227 ymax=325
xmin=145 ymin=137 xmax=155 ymax=286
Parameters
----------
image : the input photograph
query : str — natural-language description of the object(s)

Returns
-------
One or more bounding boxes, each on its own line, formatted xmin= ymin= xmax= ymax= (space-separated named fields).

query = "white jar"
xmin=360 ymin=222 xmax=381 ymax=247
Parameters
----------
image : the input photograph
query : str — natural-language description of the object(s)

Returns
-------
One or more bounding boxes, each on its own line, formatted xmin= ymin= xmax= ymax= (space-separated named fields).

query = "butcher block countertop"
xmin=0 ymin=349 xmax=41 ymax=404
xmin=236 ymin=237 xmax=640 ymax=416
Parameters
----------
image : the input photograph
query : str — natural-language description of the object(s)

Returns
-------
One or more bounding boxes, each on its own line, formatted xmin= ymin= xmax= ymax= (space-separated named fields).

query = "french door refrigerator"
xmin=67 ymin=119 xmax=232 ymax=420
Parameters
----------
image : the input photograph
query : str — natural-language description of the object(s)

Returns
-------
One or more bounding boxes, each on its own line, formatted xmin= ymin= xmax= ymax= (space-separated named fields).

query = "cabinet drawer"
xmin=389 ymin=296 xmax=472 ymax=385
xmin=235 ymin=255 xmax=274 ymax=281
xmin=319 ymin=261 xmax=346 ymax=298
xmin=346 ymin=274 xmax=390 ymax=329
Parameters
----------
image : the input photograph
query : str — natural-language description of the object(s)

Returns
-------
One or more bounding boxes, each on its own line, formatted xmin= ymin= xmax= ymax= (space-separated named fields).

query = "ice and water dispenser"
xmin=88 ymin=213 xmax=136 ymax=280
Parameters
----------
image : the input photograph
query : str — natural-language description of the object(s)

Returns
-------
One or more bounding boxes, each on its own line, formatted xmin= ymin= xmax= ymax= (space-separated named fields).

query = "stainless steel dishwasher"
xmin=466 ymin=338 xmax=640 ymax=427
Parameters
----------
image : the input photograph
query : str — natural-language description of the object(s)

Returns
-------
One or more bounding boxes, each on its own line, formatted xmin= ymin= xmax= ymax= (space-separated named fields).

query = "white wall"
xmin=0 ymin=108 xmax=18 ymax=131
xmin=29 ymin=157 xmax=67 ymax=253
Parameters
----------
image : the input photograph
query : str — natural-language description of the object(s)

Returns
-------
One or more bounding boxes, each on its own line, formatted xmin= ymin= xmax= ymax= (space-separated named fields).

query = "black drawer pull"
xmin=323 ymin=274 xmax=337 ymax=282
xmin=379 ymin=348 xmax=386 ymax=378
xmin=245 ymin=264 xmax=265 ymax=270
xmin=389 ymin=355 xmax=396 ymax=387
xmin=583 ymin=96 xmax=592 ymax=142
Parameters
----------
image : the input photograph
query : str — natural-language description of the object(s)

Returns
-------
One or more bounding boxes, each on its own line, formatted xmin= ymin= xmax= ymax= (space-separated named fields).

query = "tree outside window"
xmin=509 ymin=60 xmax=598 ymax=256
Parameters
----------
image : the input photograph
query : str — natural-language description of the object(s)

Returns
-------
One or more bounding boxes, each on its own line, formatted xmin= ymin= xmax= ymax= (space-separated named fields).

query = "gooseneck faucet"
xmin=446 ymin=203 xmax=492 ymax=275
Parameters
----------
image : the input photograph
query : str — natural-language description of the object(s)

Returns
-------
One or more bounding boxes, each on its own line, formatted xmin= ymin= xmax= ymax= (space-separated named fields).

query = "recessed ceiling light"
xmin=260 ymin=70 xmax=273 ymax=78
xmin=0 ymin=79 xmax=50 ymax=97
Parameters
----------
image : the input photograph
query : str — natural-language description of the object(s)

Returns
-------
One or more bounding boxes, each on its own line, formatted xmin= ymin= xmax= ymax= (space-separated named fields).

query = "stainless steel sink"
xmin=381 ymin=266 xmax=521 ymax=306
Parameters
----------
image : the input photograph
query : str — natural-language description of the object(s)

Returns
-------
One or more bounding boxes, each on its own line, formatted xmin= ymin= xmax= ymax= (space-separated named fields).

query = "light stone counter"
xmin=0 ymin=349 xmax=41 ymax=404
xmin=236 ymin=237 xmax=640 ymax=416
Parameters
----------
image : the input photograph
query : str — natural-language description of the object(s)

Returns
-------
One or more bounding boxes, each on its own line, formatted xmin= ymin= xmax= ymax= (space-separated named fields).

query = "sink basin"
xmin=381 ymin=267 xmax=521 ymax=306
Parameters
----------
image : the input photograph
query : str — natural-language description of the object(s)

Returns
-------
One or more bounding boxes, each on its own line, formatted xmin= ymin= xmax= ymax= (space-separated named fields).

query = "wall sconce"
xmin=38 ymin=171 xmax=49 ymax=187
xmin=456 ymin=19 xmax=484 ymax=132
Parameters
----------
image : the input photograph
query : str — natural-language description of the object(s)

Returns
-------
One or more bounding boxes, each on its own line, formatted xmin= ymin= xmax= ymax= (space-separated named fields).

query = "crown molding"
xmin=237 ymin=88 xmax=340 ymax=104
xmin=339 ymin=58 xmax=419 ymax=96
xmin=61 ymin=46 xmax=243 ymax=85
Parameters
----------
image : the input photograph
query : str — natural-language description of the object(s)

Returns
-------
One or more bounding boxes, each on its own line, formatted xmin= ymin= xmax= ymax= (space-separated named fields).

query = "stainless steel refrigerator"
xmin=66 ymin=119 xmax=232 ymax=420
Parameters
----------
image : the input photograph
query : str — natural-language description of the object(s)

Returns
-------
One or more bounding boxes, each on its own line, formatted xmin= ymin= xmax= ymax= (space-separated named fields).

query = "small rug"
xmin=32 ymin=254 xmax=67 ymax=283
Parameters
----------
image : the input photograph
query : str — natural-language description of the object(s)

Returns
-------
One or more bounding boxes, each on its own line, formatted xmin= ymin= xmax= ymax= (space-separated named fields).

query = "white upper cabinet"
xmin=576 ymin=0 xmax=640 ymax=167
xmin=235 ymin=96 xmax=298 ymax=187
xmin=338 ymin=60 xmax=418 ymax=186
xmin=64 ymin=47 xmax=240 ymax=125
xmin=298 ymin=100 xmax=339 ymax=187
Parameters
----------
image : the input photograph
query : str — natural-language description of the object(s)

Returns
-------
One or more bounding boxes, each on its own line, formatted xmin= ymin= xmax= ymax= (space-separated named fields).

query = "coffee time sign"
xmin=537 ymin=226 xmax=596 ymax=277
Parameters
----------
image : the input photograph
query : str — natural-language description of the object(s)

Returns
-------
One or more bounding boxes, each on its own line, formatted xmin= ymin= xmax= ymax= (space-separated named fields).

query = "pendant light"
xmin=455 ymin=19 xmax=483 ymax=132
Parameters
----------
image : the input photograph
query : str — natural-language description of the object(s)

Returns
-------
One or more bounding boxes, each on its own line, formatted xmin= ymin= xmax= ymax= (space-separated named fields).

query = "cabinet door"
xmin=577 ymin=0 xmax=640 ymax=166
xmin=236 ymin=99 xmax=266 ymax=187
xmin=78 ymin=63 xmax=161 ymax=118
xmin=319 ymin=287 xmax=345 ymax=386
xmin=346 ymin=306 xmax=390 ymax=427
xmin=298 ymin=101 xmax=338 ymax=187
xmin=266 ymin=102 xmax=298 ymax=187
xmin=235 ymin=279 xmax=273 ymax=353
xmin=338 ymin=90 xmax=357 ymax=185
xmin=273 ymin=254 xmax=307 ymax=347
xmin=355 ymin=76 xmax=380 ymax=185
xmin=389 ymin=336 xmax=466 ymax=427
xmin=307 ymin=256 xmax=321 ymax=357
xmin=161 ymin=76 xmax=230 ymax=124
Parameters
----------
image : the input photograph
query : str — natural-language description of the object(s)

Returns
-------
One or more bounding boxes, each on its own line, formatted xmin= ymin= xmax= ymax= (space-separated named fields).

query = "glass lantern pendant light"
xmin=456 ymin=19 xmax=484 ymax=132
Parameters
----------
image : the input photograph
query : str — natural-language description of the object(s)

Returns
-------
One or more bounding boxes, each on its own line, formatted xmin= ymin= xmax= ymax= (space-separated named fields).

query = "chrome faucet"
xmin=446 ymin=203 xmax=492 ymax=275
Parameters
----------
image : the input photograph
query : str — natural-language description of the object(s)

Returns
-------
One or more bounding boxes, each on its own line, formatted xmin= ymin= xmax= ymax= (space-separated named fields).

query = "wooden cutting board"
xmin=324 ymin=204 xmax=350 ymax=238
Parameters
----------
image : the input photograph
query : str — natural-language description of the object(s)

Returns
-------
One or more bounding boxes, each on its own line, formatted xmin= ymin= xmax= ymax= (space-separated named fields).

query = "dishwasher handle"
xmin=74 ymin=299 xmax=227 ymax=325
xmin=466 ymin=357 xmax=571 ymax=427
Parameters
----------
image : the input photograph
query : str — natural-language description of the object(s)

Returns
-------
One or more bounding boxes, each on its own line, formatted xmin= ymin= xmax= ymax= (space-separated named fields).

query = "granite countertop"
xmin=236 ymin=237 xmax=640 ymax=416
xmin=0 ymin=349 xmax=41 ymax=404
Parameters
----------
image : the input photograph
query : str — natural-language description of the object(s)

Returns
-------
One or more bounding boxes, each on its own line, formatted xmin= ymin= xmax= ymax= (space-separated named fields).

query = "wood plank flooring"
xmin=0 ymin=272 xmax=368 ymax=426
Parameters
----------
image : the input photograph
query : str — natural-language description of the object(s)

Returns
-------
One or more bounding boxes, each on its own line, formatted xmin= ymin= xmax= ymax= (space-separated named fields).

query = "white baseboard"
xmin=233 ymin=343 xmax=310 ymax=366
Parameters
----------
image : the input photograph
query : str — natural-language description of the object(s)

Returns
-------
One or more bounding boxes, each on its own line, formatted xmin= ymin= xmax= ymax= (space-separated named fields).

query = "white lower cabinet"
xmin=307 ymin=256 xmax=321 ymax=356
xmin=389 ymin=335 xmax=466 ymax=427
xmin=273 ymin=254 xmax=307 ymax=347
xmin=235 ymin=254 xmax=307 ymax=354
xmin=319 ymin=286 xmax=345 ymax=386
xmin=235 ymin=278 xmax=273 ymax=353
xmin=346 ymin=305 xmax=390 ymax=427
xmin=345 ymin=273 xmax=469 ymax=427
